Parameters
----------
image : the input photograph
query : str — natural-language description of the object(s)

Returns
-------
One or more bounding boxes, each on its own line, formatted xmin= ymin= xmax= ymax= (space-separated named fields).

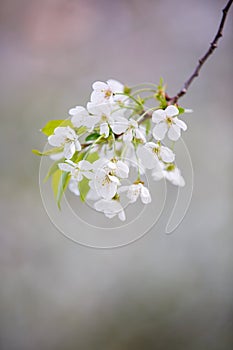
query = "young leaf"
xmin=178 ymin=106 xmax=185 ymax=114
xmin=52 ymin=169 xmax=70 ymax=209
xmin=78 ymin=177 xmax=90 ymax=202
xmin=44 ymin=159 xmax=64 ymax=183
xmin=144 ymin=119 xmax=151 ymax=136
xmin=41 ymin=120 xmax=73 ymax=136
xmin=85 ymin=151 xmax=99 ymax=163
xmin=76 ymin=126 xmax=87 ymax=135
xmin=32 ymin=146 xmax=63 ymax=156
xmin=85 ymin=133 xmax=100 ymax=142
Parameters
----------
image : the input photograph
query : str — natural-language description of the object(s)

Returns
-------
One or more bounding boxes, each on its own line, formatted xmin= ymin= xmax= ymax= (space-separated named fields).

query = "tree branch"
xmin=168 ymin=0 xmax=233 ymax=104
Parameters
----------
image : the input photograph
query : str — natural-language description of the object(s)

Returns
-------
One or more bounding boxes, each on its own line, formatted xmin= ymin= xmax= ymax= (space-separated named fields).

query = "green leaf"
xmin=158 ymin=77 xmax=164 ymax=89
xmin=32 ymin=146 xmax=63 ymax=156
xmin=44 ymin=159 xmax=64 ymax=183
xmin=85 ymin=133 xmax=100 ymax=142
xmin=85 ymin=151 xmax=99 ymax=163
xmin=78 ymin=177 xmax=90 ymax=202
xmin=143 ymin=119 xmax=151 ymax=136
xmin=41 ymin=120 xmax=73 ymax=136
xmin=52 ymin=169 xmax=70 ymax=209
xmin=71 ymin=151 xmax=84 ymax=163
xmin=178 ymin=106 xmax=185 ymax=114
xmin=76 ymin=126 xmax=87 ymax=135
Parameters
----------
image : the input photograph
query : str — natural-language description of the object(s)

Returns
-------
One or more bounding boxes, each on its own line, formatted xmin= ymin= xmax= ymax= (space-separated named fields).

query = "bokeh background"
xmin=0 ymin=0 xmax=233 ymax=349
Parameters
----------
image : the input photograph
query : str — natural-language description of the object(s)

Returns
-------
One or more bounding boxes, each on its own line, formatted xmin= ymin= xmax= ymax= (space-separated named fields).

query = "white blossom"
xmin=58 ymin=159 xmax=93 ymax=182
xmin=152 ymin=162 xmax=185 ymax=187
xmin=87 ymin=102 xmax=129 ymax=138
xmin=90 ymin=79 xmax=127 ymax=105
xmin=69 ymin=106 xmax=99 ymax=130
xmin=68 ymin=179 xmax=80 ymax=196
xmin=39 ymin=79 xmax=192 ymax=221
xmin=94 ymin=199 xmax=126 ymax=221
xmin=152 ymin=105 xmax=187 ymax=141
xmin=137 ymin=142 xmax=175 ymax=170
xmin=123 ymin=119 xmax=146 ymax=143
xmin=48 ymin=126 xmax=81 ymax=159
xmin=91 ymin=158 xmax=129 ymax=200
xmin=119 ymin=183 xmax=151 ymax=204
xmin=49 ymin=152 xmax=64 ymax=161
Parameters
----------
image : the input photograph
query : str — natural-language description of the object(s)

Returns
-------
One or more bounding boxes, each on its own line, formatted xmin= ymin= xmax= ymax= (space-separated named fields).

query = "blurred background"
xmin=0 ymin=0 xmax=233 ymax=349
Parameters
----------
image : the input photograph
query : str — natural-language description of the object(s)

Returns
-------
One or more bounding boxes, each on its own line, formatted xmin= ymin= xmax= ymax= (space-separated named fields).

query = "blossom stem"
xmin=131 ymin=88 xmax=157 ymax=96
xmin=115 ymin=92 xmax=143 ymax=108
xmin=137 ymin=107 xmax=158 ymax=124
xmin=133 ymin=143 xmax=141 ymax=180
xmin=82 ymin=135 xmax=103 ymax=159
xmin=129 ymin=82 xmax=158 ymax=90
xmin=111 ymin=132 xmax=117 ymax=156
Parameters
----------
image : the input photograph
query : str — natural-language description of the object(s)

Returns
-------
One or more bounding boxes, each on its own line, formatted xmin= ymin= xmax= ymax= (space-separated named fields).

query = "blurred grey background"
xmin=0 ymin=0 xmax=233 ymax=349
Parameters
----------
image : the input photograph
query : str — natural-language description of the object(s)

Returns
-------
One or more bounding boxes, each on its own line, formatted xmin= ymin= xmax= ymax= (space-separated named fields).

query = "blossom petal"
xmin=152 ymin=109 xmax=166 ymax=123
xmin=118 ymin=210 xmax=126 ymax=221
xmin=173 ymin=117 xmax=187 ymax=131
xmin=49 ymin=152 xmax=64 ymax=161
xmin=107 ymin=79 xmax=124 ymax=93
xmin=111 ymin=117 xmax=128 ymax=134
xmin=167 ymin=124 xmax=181 ymax=141
xmin=140 ymin=186 xmax=151 ymax=204
xmin=100 ymin=122 xmax=109 ymax=138
xmin=64 ymin=142 xmax=75 ymax=159
xmin=135 ymin=128 xmax=146 ymax=143
xmin=127 ymin=184 xmax=140 ymax=203
xmin=94 ymin=199 xmax=125 ymax=220
xmin=160 ymin=146 xmax=175 ymax=163
xmin=123 ymin=129 xmax=133 ymax=142
xmin=48 ymin=134 xmax=65 ymax=147
xmin=69 ymin=106 xmax=87 ymax=116
xmin=165 ymin=168 xmax=185 ymax=187
xmin=152 ymin=122 xmax=168 ymax=140
xmin=79 ymin=160 xmax=93 ymax=171
xmin=95 ymin=170 xmax=118 ymax=200
xmin=92 ymin=81 xmax=108 ymax=91
xmin=58 ymin=163 xmax=73 ymax=172
xmin=87 ymin=102 xmax=112 ymax=116
xmin=68 ymin=180 xmax=80 ymax=196
xmin=137 ymin=145 xmax=160 ymax=169
xmin=115 ymin=161 xmax=129 ymax=178
xmin=165 ymin=105 xmax=179 ymax=117
xmin=108 ymin=175 xmax=120 ymax=185
xmin=75 ymin=140 xmax=81 ymax=151
xmin=54 ymin=127 xmax=67 ymax=135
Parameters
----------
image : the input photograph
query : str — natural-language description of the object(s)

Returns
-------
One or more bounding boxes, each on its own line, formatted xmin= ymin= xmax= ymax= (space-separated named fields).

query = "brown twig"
xmin=169 ymin=0 xmax=233 ymax=104
xmin=137 ymin=0 xmax=232 ymax=125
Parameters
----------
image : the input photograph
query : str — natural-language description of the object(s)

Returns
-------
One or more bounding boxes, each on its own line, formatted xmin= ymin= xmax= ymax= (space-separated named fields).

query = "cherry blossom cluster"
xmin=35 ymin=79 xmax=190 ymax=221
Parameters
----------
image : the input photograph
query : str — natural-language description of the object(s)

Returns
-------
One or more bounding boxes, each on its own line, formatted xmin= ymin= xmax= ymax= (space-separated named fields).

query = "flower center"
xmin=104 ymin=89 xmax=112 ymax=98
xmin=166 ymin=117 xmax=173 ymax=125
xmin=166 ymin=164 xmax=175 ymax=171
xmin=101 ymin=114 xmax=108 ymax=122
xmin=152 ymin=147 xmax=159 ymax=155
xmin=102 ymin=175 xmax=111 ymax=186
